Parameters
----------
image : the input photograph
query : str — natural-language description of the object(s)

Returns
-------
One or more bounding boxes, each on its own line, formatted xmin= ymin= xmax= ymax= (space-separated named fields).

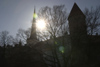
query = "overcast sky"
xmin=0 ymin=0 xmax=100 ymax=37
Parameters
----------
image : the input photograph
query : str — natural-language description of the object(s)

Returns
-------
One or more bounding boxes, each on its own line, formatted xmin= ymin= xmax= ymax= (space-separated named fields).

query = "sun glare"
xmin=36 ymin=19 xmax=46 ymax=30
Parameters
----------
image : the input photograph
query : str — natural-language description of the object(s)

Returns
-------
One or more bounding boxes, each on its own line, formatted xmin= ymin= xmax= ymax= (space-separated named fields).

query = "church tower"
xmin=68 ymin=3 xmax=87 ymax=47
xmin=68 ymin=3 xmax=88 ymax=67
xmin=30 ymin=7 xmax=37 ymax=39
xmin=27 ymin=8 xmax=38 ymax=46
xmin=68 ymin=3 xmax=87 ymax=39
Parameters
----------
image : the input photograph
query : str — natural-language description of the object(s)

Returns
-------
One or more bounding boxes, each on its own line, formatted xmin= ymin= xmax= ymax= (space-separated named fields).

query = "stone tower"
xmin=27 ymin=8 xmax=38 ymax=46
xmin=68 ymin=3 xmax=88 ymax=67
xmin=68 ymin=3 xmax=87 ymax=41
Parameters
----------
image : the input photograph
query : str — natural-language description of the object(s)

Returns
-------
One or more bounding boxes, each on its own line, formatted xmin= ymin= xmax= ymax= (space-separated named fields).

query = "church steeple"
xmin=27 ymin=7 xmax=38 ymax=46
xmin=30 ymin=7 xmax=37 ymax=39
xmin=33 ymin=6 xmax=37 ymax=19
xmin=34 ymin=6 xmax=36 ymax=14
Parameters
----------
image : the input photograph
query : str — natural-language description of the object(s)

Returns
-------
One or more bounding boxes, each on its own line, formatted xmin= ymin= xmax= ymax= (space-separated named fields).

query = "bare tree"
xmin=6 ymin=35 xmax=15 ymax=46
xmin=38 ymin=5 xmax=68 ymax=37
xmin=84 ymin=6 xmax=100 ymax=35
xmin=0 ymin=30 xmax=15 ymax=49
xmin=0 ymin=31 xmax=9 ymax=46
xmin=16 ymin=28 xmax=31 ymax=44
xmin=0 ymin=31 xmax=12 ymax=66
xmin=37 ymin=5 xmax=69 ymax=67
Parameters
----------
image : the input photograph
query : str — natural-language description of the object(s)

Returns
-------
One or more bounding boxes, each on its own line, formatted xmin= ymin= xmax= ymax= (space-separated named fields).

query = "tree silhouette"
xmin=84 ymin=6 xmax=100 ymax=35
xmin=36 ymin=5 xmax=70 ymax=67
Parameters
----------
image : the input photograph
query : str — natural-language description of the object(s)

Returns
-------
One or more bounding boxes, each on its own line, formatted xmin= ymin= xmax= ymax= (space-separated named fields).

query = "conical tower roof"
xmin=34 ymin=6 xmax=36 ymax=14
xmin=30 ymin=7 xmax=37 ymax=39
xmin=68 ymin=3 xmax=85 ymax=20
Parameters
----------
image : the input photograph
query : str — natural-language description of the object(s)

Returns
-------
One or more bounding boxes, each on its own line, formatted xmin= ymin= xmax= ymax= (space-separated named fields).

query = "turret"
xmin=68 ymin=3 xmax=88 ymax=67
xmin=68 ymin=3 xmax=87 ymax=37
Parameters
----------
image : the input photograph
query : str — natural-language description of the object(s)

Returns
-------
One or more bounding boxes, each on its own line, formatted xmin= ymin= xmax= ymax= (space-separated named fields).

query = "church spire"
xmin=27 ymin=7 xmax=38 ymax=46
xmin=30 ymin=7 xmax=37 ymax=39
xmin=68 ymin=3 xmax=85 ymax=20
xmin=34 ymin=6 xmax=36 ymax=14
xmin=33 ymin=6 xmax=37 ymax=19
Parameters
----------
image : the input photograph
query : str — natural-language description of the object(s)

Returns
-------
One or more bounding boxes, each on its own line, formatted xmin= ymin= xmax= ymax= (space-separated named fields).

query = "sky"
xmin=0 ymin=0 xmax=100 ymax=37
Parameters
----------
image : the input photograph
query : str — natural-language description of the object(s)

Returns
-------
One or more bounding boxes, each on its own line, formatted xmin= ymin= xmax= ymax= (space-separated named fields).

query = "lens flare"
xmin=59 ymin=46 xmax=64 ymax=53
xmin=33 ymin=13 xmax=38 ymax=19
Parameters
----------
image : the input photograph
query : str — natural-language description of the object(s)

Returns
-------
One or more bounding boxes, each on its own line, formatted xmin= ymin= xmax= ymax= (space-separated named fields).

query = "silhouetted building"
xmin=27 ymin=8 xmax=38 ymax=46
xmin=26 ymin=8 xmax=47 ymax=67
xmin=26 ymin=3 xmax=100 ymax=67
xmin=68 ymin=3 xmax=87 ymax=42
xmin=68 ymin=3 xmax=88 ymax=67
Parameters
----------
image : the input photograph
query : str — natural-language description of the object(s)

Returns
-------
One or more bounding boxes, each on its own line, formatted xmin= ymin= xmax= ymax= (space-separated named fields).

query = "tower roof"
xmin=34 ymin=6 xmax=36 ymax=13
xmin=30 ymin=7 xmax=37 ymax=39
xmin=68 ymin=3 xmax=85 ymax=20
xmin=33 ymin=7 xmax=37 ymax=19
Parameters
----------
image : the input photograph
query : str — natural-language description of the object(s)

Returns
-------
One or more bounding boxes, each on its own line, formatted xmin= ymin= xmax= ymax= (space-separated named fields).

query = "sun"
xmin=36 ymin=19 xmax=46 ymax=30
